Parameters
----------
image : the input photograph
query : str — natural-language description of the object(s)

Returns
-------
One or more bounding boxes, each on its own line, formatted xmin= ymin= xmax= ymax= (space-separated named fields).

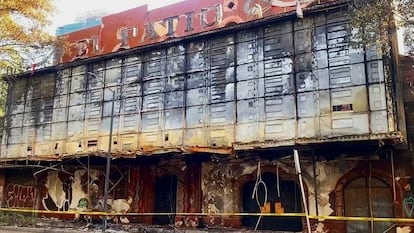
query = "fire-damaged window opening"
xmin=333 ymin=104 xmax=353 ymax=112
xmin=242 ymin=172 xmax=303 ymax=231
xmin=154 ymin=174 xmax=178 ymax=225
xmin=344 ymin=177 xmax=394 ymax=233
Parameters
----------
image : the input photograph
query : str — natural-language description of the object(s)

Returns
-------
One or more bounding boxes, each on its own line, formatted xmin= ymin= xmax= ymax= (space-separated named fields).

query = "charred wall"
xmin=1 ymin=9 xmax=396 ymax=160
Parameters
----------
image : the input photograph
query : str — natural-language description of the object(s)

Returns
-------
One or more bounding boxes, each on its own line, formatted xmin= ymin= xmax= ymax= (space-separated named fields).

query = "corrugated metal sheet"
xmin=1 ymin=11 xmax=399 ymax=159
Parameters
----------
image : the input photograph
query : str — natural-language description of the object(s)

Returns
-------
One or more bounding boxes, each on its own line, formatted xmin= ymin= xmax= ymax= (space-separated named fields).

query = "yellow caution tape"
xmin=0 ymin=208 xmax=413 ymax=222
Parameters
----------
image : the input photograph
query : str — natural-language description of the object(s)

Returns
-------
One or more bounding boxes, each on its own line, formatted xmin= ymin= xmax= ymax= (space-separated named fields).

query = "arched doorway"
xmin=242 ymin=172 xmax=303 ymax=231
xmin=153 ymin=174 xmax=177 ymax=225
xmin=344 ymin=177 xmax=394 ymax=233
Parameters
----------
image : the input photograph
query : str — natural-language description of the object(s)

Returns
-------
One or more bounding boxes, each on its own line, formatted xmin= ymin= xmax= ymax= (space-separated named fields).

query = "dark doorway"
xmin=153 ymin=174 xmax=177 ymax=225
xmin=344 ymin=177 xmax=394 ymax=233
xmin=242 ymin=172 xmax=303 ymax=231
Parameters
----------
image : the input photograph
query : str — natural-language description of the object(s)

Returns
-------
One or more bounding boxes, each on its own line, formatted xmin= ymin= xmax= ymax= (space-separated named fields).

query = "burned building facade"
xmin=0 ymin=0 xmax=412 ymax=232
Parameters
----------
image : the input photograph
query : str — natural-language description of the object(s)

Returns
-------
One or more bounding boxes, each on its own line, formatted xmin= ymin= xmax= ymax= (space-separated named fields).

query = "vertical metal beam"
xmin=103 ymin=89 xmax=115 ymax=230
xmin=87 ymin=71 xmax=115 ymax=231
xmin=293 ymin=149 xmax=311 ymax=233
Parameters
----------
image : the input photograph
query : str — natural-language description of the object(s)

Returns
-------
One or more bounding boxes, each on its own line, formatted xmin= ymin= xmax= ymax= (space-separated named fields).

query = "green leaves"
xmin=0 ymin=0 xmax=56 ymax=73
xmin=348 ymin=0 xmax=413 ymax=55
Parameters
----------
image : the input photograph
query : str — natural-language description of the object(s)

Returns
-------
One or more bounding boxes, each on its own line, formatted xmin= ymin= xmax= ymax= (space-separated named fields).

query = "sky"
xmin=49 ymin=0 xmax=184 ymax=33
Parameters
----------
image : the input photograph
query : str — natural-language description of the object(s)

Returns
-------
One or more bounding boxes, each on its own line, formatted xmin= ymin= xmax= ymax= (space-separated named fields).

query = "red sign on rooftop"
xmin=57 ymin=0 xmax=311 ymax=64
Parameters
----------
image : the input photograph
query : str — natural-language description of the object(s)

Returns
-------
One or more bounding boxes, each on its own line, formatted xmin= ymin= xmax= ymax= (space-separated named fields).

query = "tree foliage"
xmin=348 ymin=0 xmax=414 ymax=55
xmin=0 ymin=0 xmax=57 ymax=73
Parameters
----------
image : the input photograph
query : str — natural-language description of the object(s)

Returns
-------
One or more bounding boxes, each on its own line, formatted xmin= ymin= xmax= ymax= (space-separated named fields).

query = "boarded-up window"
xmin=344 ymin=177 xmax=394 ymax=233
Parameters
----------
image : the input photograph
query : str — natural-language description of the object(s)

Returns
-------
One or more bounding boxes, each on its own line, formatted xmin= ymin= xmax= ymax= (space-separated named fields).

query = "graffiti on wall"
xmin=38 ymin=169 xmax=133 ymax=223
xmin=6 ymin=184 xmax=37 ymax=208
xmin=404 ymin=194 xmax=414 ymax=218
xmin=41 ymin=170 xmax=102 ymax=211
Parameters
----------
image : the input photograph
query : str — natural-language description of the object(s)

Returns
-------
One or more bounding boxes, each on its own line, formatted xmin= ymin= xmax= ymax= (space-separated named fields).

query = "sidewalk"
xmin=0 ymin=218 xmax=290 ymax=233
xmin=0 ymin=224 xmax=287 ymax=233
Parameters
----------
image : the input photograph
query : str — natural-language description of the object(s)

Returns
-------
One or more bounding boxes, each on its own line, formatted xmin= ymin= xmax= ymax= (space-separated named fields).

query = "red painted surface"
xmin=184 ymin=164 xmax=202 ymax=214
xmin=6 ymin=184 xmax=37 ymax=208
xmin=58 ymin=0 xmax=309 ymax=63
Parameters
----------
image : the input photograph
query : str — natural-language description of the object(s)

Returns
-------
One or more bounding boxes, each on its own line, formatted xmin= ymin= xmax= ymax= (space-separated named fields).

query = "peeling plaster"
xmin=43 ymin=169 xmax=102 ymax=211
xmin=312 ymin=223 xmax=328 ymax=233
xmin=397 ymin=226 xmax=412 ymax=233
xmin=43 ymin=171 xmax=66 ymax=210
xmin=241 ymin=163 xmax=257 ymax=176
xmin=70 ymin=169 xmax=101 ymax=210
xmin=202 ymin=158 xmax=361 ymax=221
xmin=304 ymin=160 xmax=358 ymax=216
xmin=202 ymin=162 xmax=235 ymax=214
